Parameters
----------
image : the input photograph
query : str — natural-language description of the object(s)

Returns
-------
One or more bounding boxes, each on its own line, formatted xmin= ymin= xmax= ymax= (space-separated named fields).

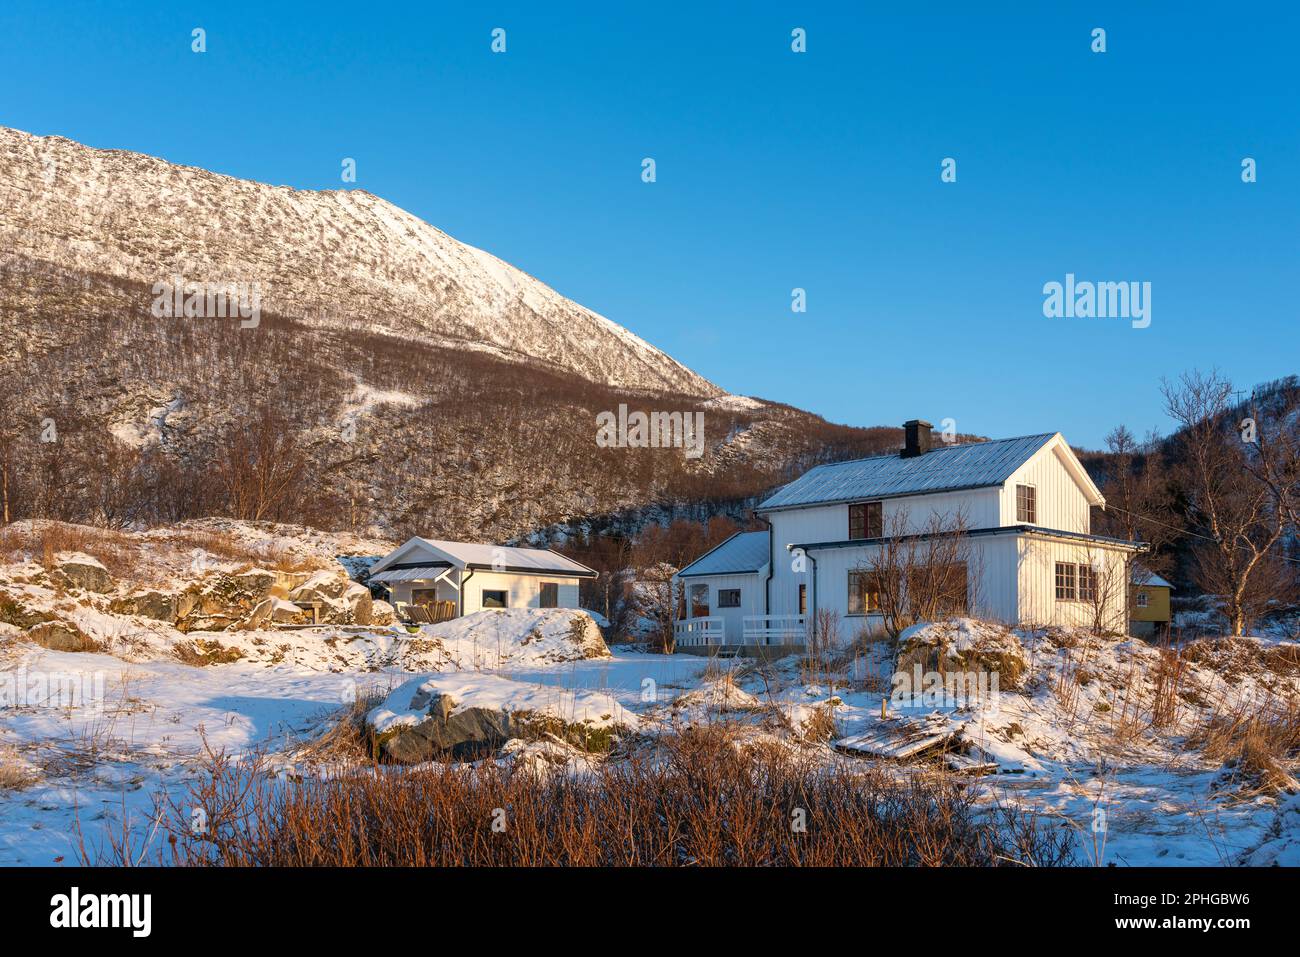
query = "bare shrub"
xmin=96 ymin=728 xmax=1076 ymax=867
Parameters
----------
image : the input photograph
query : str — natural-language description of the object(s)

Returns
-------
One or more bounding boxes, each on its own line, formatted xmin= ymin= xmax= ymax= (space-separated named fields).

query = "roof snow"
xmin=757 ymin=433 xmax=1058 ymax=511
xmin=677 ymin=531 xmax=770 ymax=578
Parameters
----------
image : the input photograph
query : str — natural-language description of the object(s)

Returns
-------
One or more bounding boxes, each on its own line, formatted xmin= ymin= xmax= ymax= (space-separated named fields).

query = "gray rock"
xmin=110 ymin=590 xmax=179 ymax=622
xmin=26 ymin=620 xmax=98 ymax=652
xmin=56 ymin=557 xmax=111 ymax=594
xmin=377 ymin=691 xmax=516 ymax=762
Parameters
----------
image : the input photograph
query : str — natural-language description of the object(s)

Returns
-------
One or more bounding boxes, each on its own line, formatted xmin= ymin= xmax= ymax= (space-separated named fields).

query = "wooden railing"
xmin=674 ymin=616 xmax=725 ymax=645
xmin=742 ymin=614 xmax=808 ymax=644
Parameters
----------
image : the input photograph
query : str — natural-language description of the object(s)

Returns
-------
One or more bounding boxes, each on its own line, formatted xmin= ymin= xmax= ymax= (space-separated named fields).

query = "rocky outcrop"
xmin=53 ymin=554 xmax=111 ymax=593
xmin=895 ymin=618 xmax=1028 ymax=691
xmin=376 ymin=689 xmax=518 ymax=762
xmin=25 ymin=619 xmax=99 ymax=652
xmin=287 ymin=571 xmax=372 ymax=625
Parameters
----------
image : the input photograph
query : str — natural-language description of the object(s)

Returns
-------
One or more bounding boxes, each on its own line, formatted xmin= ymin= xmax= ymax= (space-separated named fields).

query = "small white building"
xmin=369 ymin=537 xmax=596 ymax=619
xmin=673 ymin=421 xmax=1146 ymax=652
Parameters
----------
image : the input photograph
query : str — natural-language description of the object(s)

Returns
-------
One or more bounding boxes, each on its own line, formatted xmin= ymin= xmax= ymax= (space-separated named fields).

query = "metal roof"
xmin=677 ymin=531 xmax=770 ymax=578
xmin=370 ymin=565 xmax=452 ymax=583
xmin=370 ymin=537 xmax=596 ymax=578
xmin=757 ymin=434 xmax=1057 ymax=511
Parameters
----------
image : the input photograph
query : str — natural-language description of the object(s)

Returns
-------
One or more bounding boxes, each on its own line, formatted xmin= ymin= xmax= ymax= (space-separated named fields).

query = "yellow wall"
xmin=1130 ymin=585 xmax=1171 ymax=622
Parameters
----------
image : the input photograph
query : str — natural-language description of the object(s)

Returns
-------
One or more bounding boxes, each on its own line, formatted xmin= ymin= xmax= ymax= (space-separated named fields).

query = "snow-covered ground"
xmin=3 ymin=609 xmax=1298 ymax=867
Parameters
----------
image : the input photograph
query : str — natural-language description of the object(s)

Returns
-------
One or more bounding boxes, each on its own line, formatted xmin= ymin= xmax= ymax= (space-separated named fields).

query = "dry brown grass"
xmin=93 ymin=728 xmax=1077 ymax=867
xmin=1189 ymin=696 xmax=1300 ymax=795
xmin=0 ymin=748 xmax=35 ymax=790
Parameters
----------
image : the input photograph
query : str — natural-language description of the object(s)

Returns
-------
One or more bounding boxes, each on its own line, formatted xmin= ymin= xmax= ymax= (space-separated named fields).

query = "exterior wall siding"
xmin=679 ymin=572 xmax=764 ymax=643
xmin=390 ymin=572 xmax=580 ymax=614
xmin=1015 ymin=537 xmax=1129 ymax=631
xmin=1000 ymin=442 xmax=1092 ymax=533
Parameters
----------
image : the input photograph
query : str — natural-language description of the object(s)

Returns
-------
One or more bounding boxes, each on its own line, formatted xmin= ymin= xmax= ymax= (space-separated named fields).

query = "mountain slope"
xmin=0 ymin=126 xmax=905 ymax=542
xmin=0 ymin=125 xmax=717 ymax=396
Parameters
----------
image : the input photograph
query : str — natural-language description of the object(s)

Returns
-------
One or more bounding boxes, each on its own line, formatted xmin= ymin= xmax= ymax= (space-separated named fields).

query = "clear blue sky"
xmin=3 ymin=1 xmax=1297 ymax=447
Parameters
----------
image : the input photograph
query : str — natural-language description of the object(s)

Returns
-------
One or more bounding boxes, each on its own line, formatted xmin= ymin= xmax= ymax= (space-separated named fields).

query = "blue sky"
xmin=2 ymin=1 xmax=1297 ymax=447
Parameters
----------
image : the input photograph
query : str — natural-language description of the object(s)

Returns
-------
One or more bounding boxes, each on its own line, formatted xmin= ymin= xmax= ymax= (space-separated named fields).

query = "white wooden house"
xmin=369 ymin=537 xmax=596 ymax=619
xmin=673 ymin=420 xmax=1145 ymax=652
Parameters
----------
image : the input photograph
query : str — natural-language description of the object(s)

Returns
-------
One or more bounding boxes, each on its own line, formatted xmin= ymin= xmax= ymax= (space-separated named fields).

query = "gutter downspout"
xmin=458 ymin=566 xmax=474 ymax=618
xmin=785 ymin=542 xmax=817 ymax=646
xmin=759 ymin=515 xmax=774 ymax=616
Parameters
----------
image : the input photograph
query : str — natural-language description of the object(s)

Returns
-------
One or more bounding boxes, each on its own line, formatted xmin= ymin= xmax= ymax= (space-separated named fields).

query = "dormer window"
xmin=1016 ymin=484 xmax=1037 ymax=524
xmin=849 ymin=501 xmax=883 ymax=540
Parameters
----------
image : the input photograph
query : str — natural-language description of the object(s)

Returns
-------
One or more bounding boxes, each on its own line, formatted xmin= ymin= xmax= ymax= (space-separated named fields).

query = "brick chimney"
xmin=901 ymin=419 xmax=933 ymax=458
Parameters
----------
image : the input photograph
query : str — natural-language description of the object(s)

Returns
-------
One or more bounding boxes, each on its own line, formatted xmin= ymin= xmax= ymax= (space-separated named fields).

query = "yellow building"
xmin=1130 ymin=570 xmax=1173 ymax=639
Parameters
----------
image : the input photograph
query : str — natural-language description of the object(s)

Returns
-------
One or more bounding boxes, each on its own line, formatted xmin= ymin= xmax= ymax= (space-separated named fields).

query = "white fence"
xmin=742 ymin=614 xmax=808 ymax=644
xmin=674 ymin=614 xmax=809 ymax=647
xmin=674 ymin=616 xmax=725 ymax=645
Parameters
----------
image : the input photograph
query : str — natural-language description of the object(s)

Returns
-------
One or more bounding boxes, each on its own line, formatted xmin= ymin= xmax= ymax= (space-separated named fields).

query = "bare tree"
xmin=215 ymin=407 xmax=309 ymax=522
xmin=858 ymin=507 xmax=981 ymax=640
xmin=1162 ymin=370 xmax=1287 ymax=636
xmin=1094 ymin=424 xmax=1180 ymax=572
xmin=1079 ymin=543 xmax=1130 ymax=635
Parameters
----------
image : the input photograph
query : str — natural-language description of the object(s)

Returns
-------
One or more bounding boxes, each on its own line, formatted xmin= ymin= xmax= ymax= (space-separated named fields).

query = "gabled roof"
xmin=757 ymin=433 xmax=1059 ymax=511
xmin=370 ymin=537 xmax=596 ymax=578
xmin=677 ymin=531 xmax=770 ymax=578
xmin=1133 ymin=568 xmax=1174 ymax=589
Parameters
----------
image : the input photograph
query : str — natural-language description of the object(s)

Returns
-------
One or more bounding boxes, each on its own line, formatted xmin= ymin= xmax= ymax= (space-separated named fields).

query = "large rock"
xmin=0 ymin=591 xmax=56 ymax=629
xmin=895 ymin=618 xmax=1027 ymax=691
xmin=54 ymin=554 xmax=111 ymax=593
xmin=369 ymin=674 xmax=637 ymax=763
xmin=287 ymin=571 xmax=372 ymax=625
xmin=377 ymin=689 xmax=517 ymax=762
xmin=26 ymin=619 xmax=99 ymax=652
xmin=110 ymin=589 xmax=184 ymax=622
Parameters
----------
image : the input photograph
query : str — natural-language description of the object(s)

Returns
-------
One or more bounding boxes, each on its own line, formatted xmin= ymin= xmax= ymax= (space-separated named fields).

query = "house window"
xmin=798 ymin=584 xmax=807 ymax=615
xmin=1078 ymin=564 xmax=1097 ymax=602
xmin=539 ymin=582 xmax=558 ymax=608
xmin=411 ymin=588 xmax=438 ymax=606
xmin=1136 ymin=591 xmax=1149 ymax=608
xmin=849 ymin=501 xmax=883 ymax=540
xmin=847 ymin=570 xmax=881 ymax=615
xmin=689 ymin=584 xmax=710 ymax=618
xmin=1054 ymin=562 xmax=1076 ymax=600
xmin=482 ymin=589 xmax=508 ymax=609
xmin=1016 ymin=484 xmax=1037 ymax=524
xmin=718 ymin=588 xmax=741 ymax=608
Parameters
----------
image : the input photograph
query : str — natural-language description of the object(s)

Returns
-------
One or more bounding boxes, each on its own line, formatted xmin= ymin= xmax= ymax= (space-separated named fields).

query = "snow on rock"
xmin=369 ymin=671 xmax=639 ymax=761
xmin=672 ymin=675 xmax=764 ymax=714
xmin=896 ymin=618 xmax=1029 ymax=690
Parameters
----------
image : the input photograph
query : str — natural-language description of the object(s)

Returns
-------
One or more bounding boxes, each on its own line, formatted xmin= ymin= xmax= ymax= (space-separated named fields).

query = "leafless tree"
xmin=858 ymin=507 xmax=981 ymax=640
xmin=1162 ymin=370 xmax=1287 ymax=636
xmin=215 ymin=407 xmax=309 ymax=522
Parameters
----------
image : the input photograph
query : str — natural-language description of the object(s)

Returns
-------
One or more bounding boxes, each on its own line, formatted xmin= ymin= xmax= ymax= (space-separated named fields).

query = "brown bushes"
xmin=1189 ymin=697 xmax=1300 ymax=794
xmin=110 ymin=728 xmax=1075 ymax=867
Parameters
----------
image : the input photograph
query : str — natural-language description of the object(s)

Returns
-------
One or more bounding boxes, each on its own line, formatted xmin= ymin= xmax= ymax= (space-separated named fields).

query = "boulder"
xmin=54 ymin=554 xmax=111 ymax=593
xmin=287 ymin=571 xmax=372 ymax=625
xmin=0 ymin=591 xmax=56 ymax=629
xmin=370 ymin=600 xmax=396 ymax=626
xmin=26 ymin=620 xmax=99 ymax=652
xmin=110 ymin=589 xmax=182 ymax=622
xmin=376 ymin=690 xmax=516 ymax=762
xmin=895 ymin=618 xmax=1027 ymax=691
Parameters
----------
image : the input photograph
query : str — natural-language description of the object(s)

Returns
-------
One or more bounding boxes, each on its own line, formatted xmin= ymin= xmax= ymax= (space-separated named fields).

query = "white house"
xmin=673 ymin=420 xmax=1145 ymax=652
xmin=368 ymin=537 xmax=596 ymax=619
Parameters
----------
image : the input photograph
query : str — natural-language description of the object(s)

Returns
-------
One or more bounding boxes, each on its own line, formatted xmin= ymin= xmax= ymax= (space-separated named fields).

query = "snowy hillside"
xmin=0 ymin=125 xmax=716 ymax=396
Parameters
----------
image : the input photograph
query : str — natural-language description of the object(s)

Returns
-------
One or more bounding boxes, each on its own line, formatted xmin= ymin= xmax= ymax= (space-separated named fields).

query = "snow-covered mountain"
xmin=0 ymin=125 xmax=904 ymax=541
xmin=0 ymin=125 xmax=717 ymax=396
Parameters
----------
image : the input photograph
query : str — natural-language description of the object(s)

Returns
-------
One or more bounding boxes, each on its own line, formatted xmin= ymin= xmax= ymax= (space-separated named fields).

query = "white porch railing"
xmin=674 ymin=616 xmax=725 ymax=645
xmin=742 ymin=614 xmax=808 ymax=645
